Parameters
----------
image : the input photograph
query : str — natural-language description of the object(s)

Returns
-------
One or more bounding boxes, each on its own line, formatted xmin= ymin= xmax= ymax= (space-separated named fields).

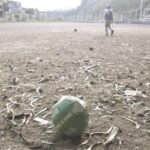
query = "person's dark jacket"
xmin=104 ymin=9 xmax=113 ymax=21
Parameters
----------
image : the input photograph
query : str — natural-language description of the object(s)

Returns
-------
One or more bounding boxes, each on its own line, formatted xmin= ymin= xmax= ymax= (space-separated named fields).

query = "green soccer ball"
xmin=51 ymin=96 xmax=89 ymax=137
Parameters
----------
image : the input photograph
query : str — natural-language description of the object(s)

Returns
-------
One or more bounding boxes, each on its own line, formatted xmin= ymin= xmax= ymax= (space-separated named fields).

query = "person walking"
xmin=104 ymin=5 xmax=114 ymax=36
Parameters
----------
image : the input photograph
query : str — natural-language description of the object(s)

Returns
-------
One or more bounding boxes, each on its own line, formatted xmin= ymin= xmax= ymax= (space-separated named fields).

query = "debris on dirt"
xmin=30 ymin=96 xmax=43 ymax=108
xmin=7 ymin=112 xmax=30 ymax=120
xmin=89 ymin=47 xmax=94 ymax=51
xmin=83 ymin=64 xmax=98 ymax=71
xmin=36 ymin=86 xmax=43 ymax=96
xmin=11 ymin=77 xmax=20 ymax=85
xmin=33 ymin=117 xmax=51 ymax=125
xmin=146 ymin=82 xmax=150 ymax=88
xmin=6 ymin=101 xmax=17 ymax=114
xmin=36 ymin=57 xmax=43 ymax=62
xmin=80 ymin=139 xmax=89 ymax=146
xmin=122 ymin=116 xmax=140 ymax=129
xmin=46 ymin=130 xmax=54 ymax=134
xmin=0 ymin=109 xmax=5 ymax=114
xmin=20 ymin=133 xmax=54 ymax=149
xmin=18 ymin=116 xmax=27 ymax=127
xmin=118 ymin=140 xmax=122 ymax=150
xmin=121 ymin=43 xmax=130 ymax=47
xmin=38 ymin=74 xmax=58 ymax=83
xmin=103 ymin=126 xmax=120 ymax=146
xmin=0 ymin=23 xmax=150 ymax=150
xmin=124 ymin=90 xmax=146 ymax=97
xmin=80 ymin=126 xmax=118 ymax=150
xmin=90 ymin=81 xmax=97 ymax=85
xmin=42 ymin=111 xmax=52 ymax=119
xmin=93 ymin=104 xmax=101 ymax=111
xmin=25 ymin=113 xmax=33 ymax=125
xmin=74 ymin=29 xmax=78 ymax=32
xmin=34 ymin=108 xmax=48 ymax=117
xmin=58 ymin=84 xmax=78 ymax=92
xmin=90 ymin=126 xmax=114 ymax=138
xmin=38 ymin=76 xmax=50 ymax=83
xmin=26 ymin=69 xmax=35 ymax=73
xmin=87 ymin=142 xmax=102 ymax=150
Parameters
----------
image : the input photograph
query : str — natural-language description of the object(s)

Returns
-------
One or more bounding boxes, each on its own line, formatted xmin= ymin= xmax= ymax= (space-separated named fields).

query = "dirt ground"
xmin=0 ymin=23 xmax=150 ymax=150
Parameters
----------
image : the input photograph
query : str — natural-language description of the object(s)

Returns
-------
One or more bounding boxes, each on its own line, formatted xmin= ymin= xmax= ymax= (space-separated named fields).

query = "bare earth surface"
xmin=0 ymin=23 xmax=150 ymax=150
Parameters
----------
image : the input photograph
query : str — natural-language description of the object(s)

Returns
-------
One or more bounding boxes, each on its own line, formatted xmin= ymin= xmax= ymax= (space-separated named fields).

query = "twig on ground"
xmin=90 ymin=126 xmax=113 ymax=139
xmin=38 ymin=74 xmax=54 ymax=83
xmin=8 ymin=108 xmax=17 ymax=125
xmin=80 ymin=139 xmax=89 ymax=146
xmin=36 ymin=86 xmax=43 ymax=97
xmin=33 ymin=117 xmax=51 ymax=125
xmin=42 ymin=111 xmax=52 ymax=119
xmin=6 ymin=102 xmax=15 ymax=114
xmin=18 ymin=116 xmax=27 ymax=127
xmin=34 ymin=108 xmax=48 ymax=117
xmin=87 ymin=142 xmax=102 ymax=150
xmin=7 ymin=113 xmax=30 ymax=120
xmin=58 ymin=84 xmax=78 ymax=92
xmin=25 ymin=112 xmax=33 ymax=125
xmin=79 ymin=126 xmax=113 ymax=148
xmin=103 ymin=126 xmax=120 ymax=146
xmin=30 ymin=97 xmax=42 ymax=108
xmin=84 ymin=65 xmax=98 ymax=71
xmin=19 ymin=133 xmax=54 ymax=149
xmin=122 ymin=116 xmax=140 ymax=129
xmin=118 ymin=140 xmax=122 ymax=150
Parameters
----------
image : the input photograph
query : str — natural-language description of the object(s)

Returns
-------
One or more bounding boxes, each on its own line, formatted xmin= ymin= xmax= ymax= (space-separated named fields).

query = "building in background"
xmin=0 ymin=0 xmax=8 ymax=19
xmin=0 ymin=0 xmax=43 ymax=22
xmin=142 ymin=3 xmax=150 ymax=23
xmin=5 ymin=0 xmax=23 ymax=21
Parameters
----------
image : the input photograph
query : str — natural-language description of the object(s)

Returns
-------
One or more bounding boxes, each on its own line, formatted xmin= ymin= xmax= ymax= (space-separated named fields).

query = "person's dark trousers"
xmin=105 ymin=20 xmax=113 ymax=36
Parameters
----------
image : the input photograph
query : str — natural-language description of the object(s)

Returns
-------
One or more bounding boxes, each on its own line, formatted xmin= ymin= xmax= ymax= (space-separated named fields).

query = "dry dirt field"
xmin=0 ymin=23 xmax=150 ymax=150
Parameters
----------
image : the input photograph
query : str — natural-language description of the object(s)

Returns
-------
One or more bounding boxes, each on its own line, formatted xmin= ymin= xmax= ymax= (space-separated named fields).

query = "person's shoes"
xmin=105 ymin=33 xmax=108 ymax=36
xmin=111 ymin=30 xmax=114 ymax=35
